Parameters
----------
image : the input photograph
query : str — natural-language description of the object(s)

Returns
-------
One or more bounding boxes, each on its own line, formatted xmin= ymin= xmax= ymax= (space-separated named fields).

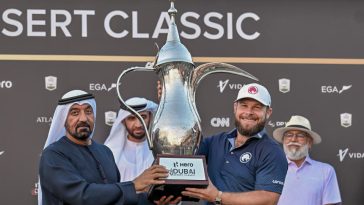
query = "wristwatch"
xmin=215 ymin=191 xmax=223 ymax=204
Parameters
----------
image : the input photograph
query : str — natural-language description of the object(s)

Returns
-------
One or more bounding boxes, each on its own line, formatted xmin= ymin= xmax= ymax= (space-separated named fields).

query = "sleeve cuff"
xmin=115 ymin=181 xmax=138 ymax=205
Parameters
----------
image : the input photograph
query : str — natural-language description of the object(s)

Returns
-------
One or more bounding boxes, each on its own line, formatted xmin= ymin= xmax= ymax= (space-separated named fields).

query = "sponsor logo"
xmin=272 ymin=180 xmax=284 ymax=185
xmin=267 ymin=120 xmax=286 ymax=128
xmin=36 ymin=116 xmax=53 ymax=123
xmin=169 ymin=162 xmax=196 ymax=177
xmin=0 ymin=80 xmax=13 ymax=88
xmin=45 ymin=76 xmax=57 ymax=91
xmin=340 ymin=113 xmax=352 ymax=128
xmin=211 ymin=117 xmax=230 ymax=127
xmin=31 ymin=182 xmax=39 ymax=196
xmin=247 ymin=85 xmax=258 ymax=94
xmin=105 ymin=111 xmax=117 ymax=126
xmin=338 ymin=148 xmax=364 ymax=162
xmin=240 ymin=152 xmax=252 ymax=163
xmin=217 ymin=79 xmax=243 ymax=93
xmin=321 ymin=85 xmax=352 ymax=94
xmin=218 ymin=79 xmax=229 ymax=93
xmin=278 ymin=78 xmax=290 ymax=93
xmin=89 ymin=83 xmax=119 ymax=92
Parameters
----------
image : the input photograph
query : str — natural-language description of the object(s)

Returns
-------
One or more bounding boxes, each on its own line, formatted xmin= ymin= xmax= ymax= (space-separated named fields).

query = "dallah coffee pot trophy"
xmin=116 ymin=0 xmax=258 ymax=201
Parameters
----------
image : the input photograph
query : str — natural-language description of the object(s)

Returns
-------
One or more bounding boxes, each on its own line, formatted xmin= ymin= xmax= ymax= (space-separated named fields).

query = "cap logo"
xmin=248 ymin=86 xmax=258 ymax=94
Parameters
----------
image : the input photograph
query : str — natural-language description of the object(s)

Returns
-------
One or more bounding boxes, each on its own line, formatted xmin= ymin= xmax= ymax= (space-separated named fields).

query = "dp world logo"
xmin=268 ymin=120 xmax=286 ymax=128
xmin=240 ymin=152 xmax=252 ymax=163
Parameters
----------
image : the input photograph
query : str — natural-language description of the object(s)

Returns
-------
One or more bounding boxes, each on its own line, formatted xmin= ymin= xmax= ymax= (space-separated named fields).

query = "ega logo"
xmin=321 ymin=85 xmax=352 ymax=94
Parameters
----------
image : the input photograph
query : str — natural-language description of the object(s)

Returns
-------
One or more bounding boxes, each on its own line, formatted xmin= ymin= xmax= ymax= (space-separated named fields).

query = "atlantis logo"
xmin=217 ymin=79 xmax=242 ymax=93
xmin=337 ymin=148 xmax=364 ymax=162
xmin=321 ymin=85 xmax=352 ymax=94
xmin=36 ymin=116 xmax=53 ymax=123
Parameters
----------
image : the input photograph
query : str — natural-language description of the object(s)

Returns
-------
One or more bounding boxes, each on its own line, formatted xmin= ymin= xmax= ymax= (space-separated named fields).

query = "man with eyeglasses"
xmin=273 ymin=115 xmax=342 ymax=205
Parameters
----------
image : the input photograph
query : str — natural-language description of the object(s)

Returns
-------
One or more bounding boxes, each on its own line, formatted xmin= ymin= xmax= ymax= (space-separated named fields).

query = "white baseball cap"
xmin=235 ymin=83 xmax=271 ymax=107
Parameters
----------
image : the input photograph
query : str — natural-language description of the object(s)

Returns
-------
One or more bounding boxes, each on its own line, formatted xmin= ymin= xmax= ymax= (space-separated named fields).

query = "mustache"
xmin=76 ymin=122 xmax=91 ymax=130
xmin=239 ymin=114 xmax=258 ymax=120
xmin=287 ymin=142 xmax=302 ymax=146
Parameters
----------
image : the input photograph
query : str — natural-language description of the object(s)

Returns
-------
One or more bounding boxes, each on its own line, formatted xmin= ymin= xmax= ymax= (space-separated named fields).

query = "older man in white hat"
xmin=104 ymin=97 xmax=158 ymax=182
xmin=38 ymin=90 xmax=172 ymax=205
xmin=273 ymin=115 xmax=342 ymax=205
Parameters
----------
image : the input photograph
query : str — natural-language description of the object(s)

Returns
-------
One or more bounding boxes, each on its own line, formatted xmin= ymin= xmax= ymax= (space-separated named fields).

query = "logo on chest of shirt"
xmin=240 ymin=152 xmax=252 ymax=163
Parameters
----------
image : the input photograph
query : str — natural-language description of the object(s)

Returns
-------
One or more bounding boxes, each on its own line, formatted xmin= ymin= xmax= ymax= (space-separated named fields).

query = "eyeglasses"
xmin=283 ymin=132 xmax=307 ymax=139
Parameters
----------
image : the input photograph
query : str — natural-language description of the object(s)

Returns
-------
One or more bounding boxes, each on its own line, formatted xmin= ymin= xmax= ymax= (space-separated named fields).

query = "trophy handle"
xmin=116 ymin=66 xmax=156 ymax=149
xmin=190 ymin=62 xmax=259 ymax=100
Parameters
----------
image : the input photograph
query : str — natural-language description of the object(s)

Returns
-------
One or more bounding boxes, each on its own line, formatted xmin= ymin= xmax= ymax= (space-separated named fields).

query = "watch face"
xmin=215 ymin=190 xmax=222 ymax=204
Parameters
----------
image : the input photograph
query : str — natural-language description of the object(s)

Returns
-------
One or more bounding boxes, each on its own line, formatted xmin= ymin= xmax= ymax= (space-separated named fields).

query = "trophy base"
xmin=148 ymin=183 xmax=208 ymax=202
xmin=148 ymin=154 xmax=209 ymax=202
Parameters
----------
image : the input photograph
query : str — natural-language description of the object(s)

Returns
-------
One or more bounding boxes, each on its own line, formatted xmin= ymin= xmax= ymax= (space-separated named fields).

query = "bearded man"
xmin=38 ymin=90 xmax=176 ymax=205
xmin=273 ymin=115 xmax=342 ymax=205
xmin=181 ymin=83 xmax=288 ymax=205
xmin=104 ymin=97 xmax=157 ymax=182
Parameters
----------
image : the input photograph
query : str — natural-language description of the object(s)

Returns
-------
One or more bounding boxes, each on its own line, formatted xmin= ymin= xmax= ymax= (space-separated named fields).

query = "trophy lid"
xmin=156 ymin=0 xmax=194 ymax=66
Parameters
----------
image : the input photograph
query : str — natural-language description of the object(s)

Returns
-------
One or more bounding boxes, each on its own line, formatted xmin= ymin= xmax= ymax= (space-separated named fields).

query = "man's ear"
xmin=266 ymin=107 xmax=273 ymax=119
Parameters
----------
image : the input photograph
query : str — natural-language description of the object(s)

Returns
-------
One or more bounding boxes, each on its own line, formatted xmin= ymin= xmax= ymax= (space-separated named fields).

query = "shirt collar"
xmin=227 ymin=128 xmax=266 ymax=148
xmin=287 ymin=154 xmax=313 ymax=166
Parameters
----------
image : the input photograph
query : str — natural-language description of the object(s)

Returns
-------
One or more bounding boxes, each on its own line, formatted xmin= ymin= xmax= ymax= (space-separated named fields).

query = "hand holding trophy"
xmin=116 ymin=0 xmax=257 ymax=202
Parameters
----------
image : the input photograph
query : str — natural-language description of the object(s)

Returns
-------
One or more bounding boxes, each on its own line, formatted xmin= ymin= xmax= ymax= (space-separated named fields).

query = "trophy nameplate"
xmin=148 ymin=154 xmax=208 ymax=201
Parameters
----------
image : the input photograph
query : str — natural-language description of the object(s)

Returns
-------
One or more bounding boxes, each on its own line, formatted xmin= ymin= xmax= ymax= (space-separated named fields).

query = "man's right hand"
xmin=132 ymin=165 xmax=169 ymax=192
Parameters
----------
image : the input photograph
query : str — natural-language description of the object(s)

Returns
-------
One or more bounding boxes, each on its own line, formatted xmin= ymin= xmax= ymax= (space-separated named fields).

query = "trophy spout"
xmin=116 ymin=66 xmax=155 ymax=149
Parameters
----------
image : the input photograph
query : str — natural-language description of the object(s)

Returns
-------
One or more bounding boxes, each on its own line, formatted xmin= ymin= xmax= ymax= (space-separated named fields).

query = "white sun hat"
xmin=273 ymin=115 xmax=322 ymax=144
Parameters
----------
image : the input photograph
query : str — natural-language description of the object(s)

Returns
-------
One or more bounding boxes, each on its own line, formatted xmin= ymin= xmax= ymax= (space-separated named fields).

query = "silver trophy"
xmin=116 ymin=0 xmax=257 ymax=201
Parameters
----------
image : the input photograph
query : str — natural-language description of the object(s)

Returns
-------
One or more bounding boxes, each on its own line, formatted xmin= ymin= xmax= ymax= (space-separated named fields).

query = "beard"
xmin=66 ymin=122 xmax=92 ymax=141
xmin=283 ymin=142 xmax=309 ymax=160
xmin=235 ymin=114 xmax=267 ymax=137
xmin=126 ymin=126 xmax=146 ymax=140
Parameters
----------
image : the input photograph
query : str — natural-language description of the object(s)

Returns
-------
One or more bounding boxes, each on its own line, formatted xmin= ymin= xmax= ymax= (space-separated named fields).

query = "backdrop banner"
xmin=0 ymin=0 xmax=363 ymax=204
